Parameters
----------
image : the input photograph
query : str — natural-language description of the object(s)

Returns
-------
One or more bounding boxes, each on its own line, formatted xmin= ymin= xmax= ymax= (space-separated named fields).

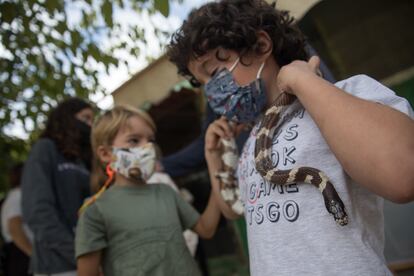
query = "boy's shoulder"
xmin=335 ymin=74 xmax=402 ymax=103
xmin=335 ymin=74 xmax=381 ymax=92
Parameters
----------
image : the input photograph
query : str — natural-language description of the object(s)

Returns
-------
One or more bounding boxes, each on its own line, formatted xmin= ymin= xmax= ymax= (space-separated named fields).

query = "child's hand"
xmin=205 ymin=117 xmax=232 ymax=160
xmin=205 ymin=117 xmax=245 ymax=162
xmin=277 ymin=56 xmax=321 ymax=95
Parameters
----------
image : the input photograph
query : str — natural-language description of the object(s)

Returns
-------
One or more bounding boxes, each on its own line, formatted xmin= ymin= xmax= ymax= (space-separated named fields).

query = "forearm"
xmin=22 ymin=156 xmax=74 ymax=243
xmin=294 ymin=75 xmax=414 ymax=202
xmin=9 ymin=217 xmax=32 ymax=256
xmin=11 ymin=232 xmax=32 ymax=256
xmin=197 ymin=192 xmax=221 ymax=239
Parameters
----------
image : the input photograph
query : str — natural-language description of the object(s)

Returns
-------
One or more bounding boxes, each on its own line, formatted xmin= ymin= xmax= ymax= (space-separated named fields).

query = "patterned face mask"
xmin=110 ymin=143 xmax=156 ymax=183
xmin=204 ymin=57 xmax=267 ymax=123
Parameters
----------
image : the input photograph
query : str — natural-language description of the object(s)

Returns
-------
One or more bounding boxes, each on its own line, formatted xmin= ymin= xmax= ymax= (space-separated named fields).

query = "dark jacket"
xmin=21 ymin=138 xmax=90 ymax=274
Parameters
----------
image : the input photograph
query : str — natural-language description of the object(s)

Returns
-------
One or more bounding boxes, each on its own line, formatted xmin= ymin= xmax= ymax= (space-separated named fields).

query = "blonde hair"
xmin=90 ymin=105 xmax=156 ymax=193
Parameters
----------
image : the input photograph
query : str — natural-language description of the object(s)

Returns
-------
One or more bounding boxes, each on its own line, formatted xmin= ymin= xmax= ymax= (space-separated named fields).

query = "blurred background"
xmin=1 ymin=0 xmax=413 ymax=275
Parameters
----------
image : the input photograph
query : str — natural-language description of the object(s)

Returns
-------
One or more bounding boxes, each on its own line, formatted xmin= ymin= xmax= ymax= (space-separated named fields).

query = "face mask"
xmin=74 ymin=119 xmax=92 ymax=169
xmin=110 ymin=143 xmax=156 ymax=183
xmin=204 ymin=57 xmax=267 ymax=123
xmin=75 ymin=119 xmax=91 ymax=144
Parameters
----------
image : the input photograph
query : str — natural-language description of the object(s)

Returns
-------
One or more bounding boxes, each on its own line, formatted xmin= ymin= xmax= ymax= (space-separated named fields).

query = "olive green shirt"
xmin=76 ymin=184 xmax=201 ymax=276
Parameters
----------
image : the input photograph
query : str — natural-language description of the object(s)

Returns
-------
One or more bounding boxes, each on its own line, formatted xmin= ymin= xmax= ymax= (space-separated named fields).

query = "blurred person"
xmin=21 ymin=97 xmax=94 ymax=276
xmin=76 ymin=105 xmax=221 ymax=276
xmin=1 ymin=163 xmax=32 ymax=276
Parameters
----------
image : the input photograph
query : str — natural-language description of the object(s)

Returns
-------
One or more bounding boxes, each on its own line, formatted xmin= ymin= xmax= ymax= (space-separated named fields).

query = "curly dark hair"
xmin=168 ymin=0 xmax=308 ymax=86
xmin=40 ymin=97 xmax=93 ymax=167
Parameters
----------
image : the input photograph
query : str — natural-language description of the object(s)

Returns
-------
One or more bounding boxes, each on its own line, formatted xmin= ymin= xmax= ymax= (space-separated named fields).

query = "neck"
xmin=114 ymin=174 xmax=146 ymax=187
xmin=264 ymin=59 xmax=283 ymax=107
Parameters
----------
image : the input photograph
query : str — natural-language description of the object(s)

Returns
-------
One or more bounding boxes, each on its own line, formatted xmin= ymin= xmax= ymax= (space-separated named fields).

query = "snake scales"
xmin=216 ymin=93 xmax=348 ymax=226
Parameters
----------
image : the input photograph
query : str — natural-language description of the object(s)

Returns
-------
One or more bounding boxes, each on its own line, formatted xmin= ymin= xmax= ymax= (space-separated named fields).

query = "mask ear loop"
xmin=254 ymin=60 xmax=267 ymax=90
xmin=229 ymin=57 xmax=240 ymax=72
xmin=78 ymin=164 xmax=115 ymax=215
xmin=257 ymin=61 xmax=266 ymax=78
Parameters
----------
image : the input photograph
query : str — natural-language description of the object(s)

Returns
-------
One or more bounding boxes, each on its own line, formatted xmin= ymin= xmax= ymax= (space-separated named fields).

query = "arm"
xmin=203 ymin=117 xmax=243 ymax=220
xmin=192 ymin=190 xmax=221 ymax=239
xmin=75 ymin=204 xmax=107 ymax=272
xmin=21 ymin=140 xmax=74 ymax=246
xmin=8 ymin=216 xmax=32 ymax=256
xmin=77 ymin=251 xmax=101 ymax=276
xmin=278 ymin=57 xmax=414 ymax=203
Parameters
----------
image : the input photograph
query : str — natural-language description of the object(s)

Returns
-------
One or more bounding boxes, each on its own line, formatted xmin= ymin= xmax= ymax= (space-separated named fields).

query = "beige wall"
xmin=270 ymin=0 xmax=321 ymax=19
xmin=112 ymin=55 xmax=185 ymax=107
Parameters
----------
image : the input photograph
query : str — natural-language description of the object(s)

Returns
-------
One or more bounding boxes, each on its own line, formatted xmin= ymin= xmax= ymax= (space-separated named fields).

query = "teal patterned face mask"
xmin=110 ymin=143 xmax=156 ymax=182
xmin=204 ymin=58 xmax=267 ymax=123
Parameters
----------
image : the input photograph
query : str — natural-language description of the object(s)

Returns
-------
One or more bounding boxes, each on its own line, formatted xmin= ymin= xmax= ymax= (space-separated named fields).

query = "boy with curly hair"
xmin=167 ymin=0 xmax=414 ymax=275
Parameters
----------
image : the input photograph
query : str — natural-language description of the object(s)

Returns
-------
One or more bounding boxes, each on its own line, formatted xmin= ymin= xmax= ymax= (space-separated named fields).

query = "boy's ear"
xmin=256 ymin=30 xmax=273 ymax=60
xmin=97 ymin=145 xmax=112 ymax=164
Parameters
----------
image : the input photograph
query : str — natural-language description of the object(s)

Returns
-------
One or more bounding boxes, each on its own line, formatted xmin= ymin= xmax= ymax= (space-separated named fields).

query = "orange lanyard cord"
xmin=78 ymin=164 xmax=115 ymax=215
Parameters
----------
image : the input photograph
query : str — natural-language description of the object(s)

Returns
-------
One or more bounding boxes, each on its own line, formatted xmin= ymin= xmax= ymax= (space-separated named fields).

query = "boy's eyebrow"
xmin=126 ymin=132 xmax=142 ymax=138
xmin=127 ymin=132 xmax=155 ymax=140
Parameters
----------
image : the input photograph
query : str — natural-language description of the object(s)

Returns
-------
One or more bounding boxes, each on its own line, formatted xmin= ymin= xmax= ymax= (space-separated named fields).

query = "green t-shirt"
xmin=76 ymin=184 xmax=201 ymax=276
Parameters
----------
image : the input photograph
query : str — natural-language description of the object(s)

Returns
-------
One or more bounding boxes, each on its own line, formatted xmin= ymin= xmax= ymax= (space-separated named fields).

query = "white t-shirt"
xmin=237 ymin=75 xmax=414 ymax=276
xmin=1 ymin=188 xmax=33 ymax=243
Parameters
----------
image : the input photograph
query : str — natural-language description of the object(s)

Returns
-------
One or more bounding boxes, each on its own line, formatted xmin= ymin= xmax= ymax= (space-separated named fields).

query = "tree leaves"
xmin=101 ymin=0 xmax=114 ymax=28
xmin=0 ymin=0 xmax=171 ymax=131
xmin=0 ymin=2 xmax=19 ymax=24
xmin=155 ymin=0 xmax=170 ymax=17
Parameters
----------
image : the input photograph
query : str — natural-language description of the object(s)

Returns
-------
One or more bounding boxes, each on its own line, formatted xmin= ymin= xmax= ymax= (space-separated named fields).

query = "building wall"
xmin=112 ymin=55 xmax=185 ymax=107
xmin=270 ymin=0 xmax=321 ymax=19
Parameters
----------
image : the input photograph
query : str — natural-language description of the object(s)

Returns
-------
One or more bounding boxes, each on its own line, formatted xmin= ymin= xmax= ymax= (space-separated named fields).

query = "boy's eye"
xmin=210 ymin=68 xmax=218 ymax=77
xmin=128 ymin=138 xmax=139 ymax=144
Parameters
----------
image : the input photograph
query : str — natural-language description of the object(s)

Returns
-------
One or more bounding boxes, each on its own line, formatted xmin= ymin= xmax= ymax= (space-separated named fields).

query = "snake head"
xmin=329 ymin=200 xmax=348 ymax=226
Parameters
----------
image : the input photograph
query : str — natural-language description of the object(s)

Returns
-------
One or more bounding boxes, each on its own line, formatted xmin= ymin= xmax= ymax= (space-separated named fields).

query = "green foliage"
xmin=155 ymin=0 xmax=170 ymax=16
xmin=0 ymin=0 xmax=171 ymax=193
xmin=0 ymin=133 xmax=30 ymax=194
xmin=0 ymin=0 xmax=171 ymax=133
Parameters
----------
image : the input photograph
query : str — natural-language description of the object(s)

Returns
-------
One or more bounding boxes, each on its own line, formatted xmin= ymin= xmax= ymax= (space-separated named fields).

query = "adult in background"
xmin=1 ymin=163 xmax=33 ymax=276
xmin=21 ymin=98 xmax=94 ymax=276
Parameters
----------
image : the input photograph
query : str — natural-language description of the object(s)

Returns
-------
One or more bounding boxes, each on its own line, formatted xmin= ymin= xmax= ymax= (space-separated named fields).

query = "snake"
xmin=216 ymin=93 xmax=348 ymax=226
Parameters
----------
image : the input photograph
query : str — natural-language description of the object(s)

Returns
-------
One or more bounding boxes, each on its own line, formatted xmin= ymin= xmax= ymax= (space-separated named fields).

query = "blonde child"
xmin=75 ymin=105 xmax=221 ymax=276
